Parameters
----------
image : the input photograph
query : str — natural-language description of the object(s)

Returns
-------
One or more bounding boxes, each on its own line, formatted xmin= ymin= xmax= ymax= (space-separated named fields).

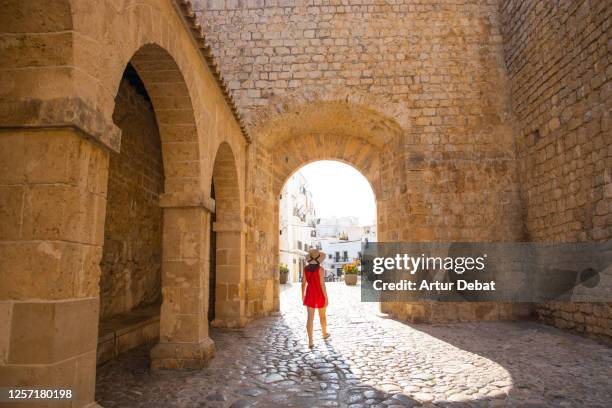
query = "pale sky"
xmin=297 ymin=161 xmax=376 ymax=226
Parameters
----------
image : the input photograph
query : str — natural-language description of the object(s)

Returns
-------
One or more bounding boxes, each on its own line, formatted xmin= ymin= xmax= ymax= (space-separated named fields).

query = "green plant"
xmin=342 ymin=262 xmax=359 ymax=275
xmin=279 ymin=264 xmax=289 ymax=275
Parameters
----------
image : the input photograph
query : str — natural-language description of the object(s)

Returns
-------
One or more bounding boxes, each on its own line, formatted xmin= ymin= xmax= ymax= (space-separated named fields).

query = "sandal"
xmin=322 ymin=333 xmax=331 ymax=340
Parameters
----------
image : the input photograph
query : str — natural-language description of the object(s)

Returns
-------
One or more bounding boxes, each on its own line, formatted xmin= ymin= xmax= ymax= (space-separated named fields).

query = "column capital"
xmin=0 ymin=97 xmax=121 ymax=152
xmin=159 ymin=192 xmax=215 ymax=212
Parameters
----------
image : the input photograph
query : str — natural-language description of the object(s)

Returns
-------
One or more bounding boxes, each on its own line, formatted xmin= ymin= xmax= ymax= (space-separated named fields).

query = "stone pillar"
xmin=212 ymin=221 xmax=247 ymax=328
xmin=150 ymin=193 xmax=215 ymax=369
xmin=0 ymin=128 xmax=110 ymax=408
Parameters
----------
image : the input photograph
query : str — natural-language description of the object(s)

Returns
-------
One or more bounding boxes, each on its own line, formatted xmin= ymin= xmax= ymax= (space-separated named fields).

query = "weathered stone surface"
xmin=96 ymin=283 xmax=612 ymax=407
xmin=196 ymin=0 xmax=531 ymax=324
xmin=100 ymin=77 xmax=164 ymax=320
xmin=0 ymin=1 xmax=610 ymax=407
xmin=500 ymin=0 xmax=612 ymax=341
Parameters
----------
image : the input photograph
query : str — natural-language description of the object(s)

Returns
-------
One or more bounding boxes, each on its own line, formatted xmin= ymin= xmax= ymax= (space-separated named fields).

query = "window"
xmin=335 ymin=251 xmax=340 ymax=262
xmin=343 ymin=251 xmax=348 ymax=262
xmin=297 ymin=240 xmax=302 ymax=250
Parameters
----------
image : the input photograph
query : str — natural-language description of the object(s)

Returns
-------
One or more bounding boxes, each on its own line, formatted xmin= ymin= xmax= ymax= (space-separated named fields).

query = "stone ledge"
xmin=150 ymin=337 xmax=215 ymax=369
xmin=0 ymin=97 xmax=121 ymax=152
xmin=97 ymin=305 xmax=160 ymax=365
xmin=159 ymin=191 xmax=215 ymax=212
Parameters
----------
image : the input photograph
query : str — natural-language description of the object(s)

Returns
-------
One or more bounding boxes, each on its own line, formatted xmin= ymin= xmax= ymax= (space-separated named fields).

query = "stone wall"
xmin=100 ymin=75 xmax=164 ymax=320
xmin=197 ymin=0 xmax=526 ymax=321
xmin=0 ymin=0 xmax=249 ymax=401
xmin=500 ymin=0 xmax=612 ymax=342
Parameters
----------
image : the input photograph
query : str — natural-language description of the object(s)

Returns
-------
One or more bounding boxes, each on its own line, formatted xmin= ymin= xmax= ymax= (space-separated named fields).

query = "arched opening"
xmin=98 ymin=62 xmax=164 ymax=364
xmin=98 ymin=43 xmax=213 ymax=371
xmin=277 ymin=160 xmax=377 ymax=308
xmin=210 ymin=142 xmax=246 ymax=327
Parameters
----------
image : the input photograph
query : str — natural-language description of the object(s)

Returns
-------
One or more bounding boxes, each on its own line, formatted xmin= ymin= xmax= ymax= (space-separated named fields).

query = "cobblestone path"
xmin=96 ymin=283 xmax=612 ymax=407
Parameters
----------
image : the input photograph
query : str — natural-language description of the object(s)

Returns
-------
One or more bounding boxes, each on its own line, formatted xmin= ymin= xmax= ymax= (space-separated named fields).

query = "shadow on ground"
xmin=95 ymin=283 xmax=612 ymax=407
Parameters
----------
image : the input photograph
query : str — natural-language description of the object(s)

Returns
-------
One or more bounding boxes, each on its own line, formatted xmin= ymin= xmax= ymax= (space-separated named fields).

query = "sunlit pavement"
xmin=96 ymin=283 xmax=612 ymax=407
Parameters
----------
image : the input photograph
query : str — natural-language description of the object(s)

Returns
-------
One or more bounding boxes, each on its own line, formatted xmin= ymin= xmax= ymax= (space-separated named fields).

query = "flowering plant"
xmin=279 ymin=264 xmax=289 ymax=275
xmin=342 ymin=262 xmax=359 ymax=275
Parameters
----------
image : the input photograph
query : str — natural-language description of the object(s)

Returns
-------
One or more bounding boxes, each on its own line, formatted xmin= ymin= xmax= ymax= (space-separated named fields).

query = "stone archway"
xmin=107 ymin=44 xmax=215 ymax=370
xmin=210 ymin=142 xmax=247 ymax=328
xmin=97 ymin=62 xmax=165 ymax=365
xmin=269 ymin=134 xmax=386 ymax=311
xmin=243 ymin=101 xmax=404 ymax=316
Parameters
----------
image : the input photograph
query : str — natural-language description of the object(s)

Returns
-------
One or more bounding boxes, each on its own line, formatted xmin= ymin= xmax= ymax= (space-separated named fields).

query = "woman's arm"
xmin=301 ymin=274 xmax=306 ymax=302
xmin=319 ymin=268 xmax=328 ymax=307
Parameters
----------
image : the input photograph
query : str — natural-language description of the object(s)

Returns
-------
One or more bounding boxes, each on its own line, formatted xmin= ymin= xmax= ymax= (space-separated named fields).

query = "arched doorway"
xmin=277 ymin=159 xmax=379 ymax=307
xmin=97 ymin=62 xmax=164 ymax=364
xmin=241 ymin=99 xmax=401 ymax=319
xmin=100 ymin=43 xmax=214 ymax=371
xmin=210 ymin=142 xmax=247 ymax=328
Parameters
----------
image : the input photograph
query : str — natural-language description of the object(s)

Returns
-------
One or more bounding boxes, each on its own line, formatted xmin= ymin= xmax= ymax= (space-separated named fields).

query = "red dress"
xmin=303 ymin=265 xmax=326 ymax=308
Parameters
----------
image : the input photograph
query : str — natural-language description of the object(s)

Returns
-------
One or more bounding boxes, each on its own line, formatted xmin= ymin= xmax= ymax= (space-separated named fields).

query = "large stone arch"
xmin=245 ymin=102 xmax=404 ymax=316
xmin=210 ymin=142 xmax=247 ymax=327
xmin=269 ymin=134 xmax=385 ymax=310
xmin=245 ymin=86 xmax=411 ymax=133
xmin=271 ymin=135 xmax=383 ymax=200
xmin=100 ymin=43 xmax=215 ymax=372
xmin=125 ymin=43 xmax=202 ymax=194
xmin=252 ymin=99 xmax=405 ymax=149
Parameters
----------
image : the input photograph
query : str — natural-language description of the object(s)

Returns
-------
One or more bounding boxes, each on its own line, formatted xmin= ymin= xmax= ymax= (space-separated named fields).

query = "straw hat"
xmin=306 ymin=248 xmax=326 ymax=264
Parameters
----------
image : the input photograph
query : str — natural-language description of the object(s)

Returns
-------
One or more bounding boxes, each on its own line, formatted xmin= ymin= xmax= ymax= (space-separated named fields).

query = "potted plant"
xmin=343 ymin=262 xmax=359 ymax=286
xmin=279 ymin=263 xmax=290 ymax=284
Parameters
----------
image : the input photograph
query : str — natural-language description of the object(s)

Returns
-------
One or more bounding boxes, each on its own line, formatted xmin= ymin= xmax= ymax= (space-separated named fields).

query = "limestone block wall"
xmin=1 ymin=0 xmax=249 ymax=402
xmin=500 ymin=0 xmax=612 ymax=341
xmin=197 ymin=0 xmax=525 ymax=320
xmin=100 ymin=76 xmax=164 ymax=320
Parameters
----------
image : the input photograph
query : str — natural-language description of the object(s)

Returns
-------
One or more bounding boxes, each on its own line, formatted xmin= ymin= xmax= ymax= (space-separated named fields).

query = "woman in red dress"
xmin=302 ymin=248 xmax=330 ymax=349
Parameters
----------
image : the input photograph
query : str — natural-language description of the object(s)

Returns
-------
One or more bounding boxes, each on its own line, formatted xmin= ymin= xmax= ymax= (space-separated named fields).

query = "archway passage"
xmin=210 ymin=142 xmax=247 ymax=328
xmin=110 ymin=43 xmax=215 ymax=371
xmin=97 ymin=63 xmax=164 ymax=364
xmin=278 ymin=160 xmax=377 ymax=293
xmin=254 ymin=130 xmax=390 ymax=315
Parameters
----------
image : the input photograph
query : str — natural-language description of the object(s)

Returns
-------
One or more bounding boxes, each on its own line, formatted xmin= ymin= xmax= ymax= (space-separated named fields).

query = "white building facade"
xmin=279 ymin=172 xmax=317 ymax=282
xmin=313 ymin=216 xmax=377 ymax=279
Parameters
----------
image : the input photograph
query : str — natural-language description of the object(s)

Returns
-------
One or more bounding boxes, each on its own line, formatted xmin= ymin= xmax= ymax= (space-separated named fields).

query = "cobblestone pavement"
xmin=96 ymin=283 xmax=612 ymax=407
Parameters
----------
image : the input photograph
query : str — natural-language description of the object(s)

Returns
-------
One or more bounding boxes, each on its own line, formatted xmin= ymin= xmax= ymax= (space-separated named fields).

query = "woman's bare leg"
xmin=306 ymin=307 xmax=315 ymax=347
xmin=318 ymin=307 xmax=328 ymax=337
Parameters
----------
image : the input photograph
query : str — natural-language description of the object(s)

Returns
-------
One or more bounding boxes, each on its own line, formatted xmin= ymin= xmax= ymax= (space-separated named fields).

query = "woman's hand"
xmin=324 ymin=295 xmax=328 ymax=308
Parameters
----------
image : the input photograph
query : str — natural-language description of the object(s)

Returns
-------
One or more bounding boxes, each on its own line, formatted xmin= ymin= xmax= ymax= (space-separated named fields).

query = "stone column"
xmin=150 ymin=192 xmax=215 ymax=369
xmin=0 ymin=128 xmax=110 ymax=408
xmin=212 ymin=221 xmax=247 ymax=328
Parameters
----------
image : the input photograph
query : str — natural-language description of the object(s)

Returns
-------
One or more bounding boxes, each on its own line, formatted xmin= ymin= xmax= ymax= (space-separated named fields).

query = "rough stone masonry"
xmin=0 ymin=1 xmax=610 ymax=406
